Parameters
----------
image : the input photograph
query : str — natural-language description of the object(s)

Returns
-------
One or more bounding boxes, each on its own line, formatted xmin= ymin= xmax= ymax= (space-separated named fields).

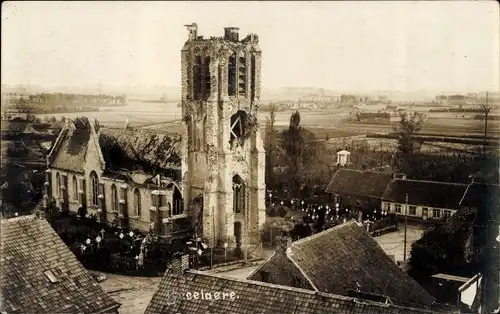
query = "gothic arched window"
xmin=134 ymin=188 xmax=141 ymax=217
xmin=230 ymin=110 xmax=247 ymax=144
xmin=56 ymin=172 xmax=61 ymax=197
xmin=72 ymin=176 xmax=78 ymax=201
xmin=193 ymin=55 xmax=202 ymax=100
xmin=172 ymin=186 xmax=183 ymax=216
xmin=203 ymin=56 xmax=211 ymax=99
xmin=228 ymin=54 xmax=236 ymax=96
xmin=90 ymin=171 xmax=99 ymax=206
xmin=111 ymin=184 xmax=118 ymax=213
xmin=232 ymin=175 xmax=245 ymax=214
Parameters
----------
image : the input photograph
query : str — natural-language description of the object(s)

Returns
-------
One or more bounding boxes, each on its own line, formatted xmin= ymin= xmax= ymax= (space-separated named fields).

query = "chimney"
xmin=224 ymin=27 xmax=239 ymax=42
xmin=275 ymin=236 xmax=292 ymax=255
xmin=168 ymin=253 xmax=190 ymax=276
xmin=185 ymin=23 xmax=198 ymax=41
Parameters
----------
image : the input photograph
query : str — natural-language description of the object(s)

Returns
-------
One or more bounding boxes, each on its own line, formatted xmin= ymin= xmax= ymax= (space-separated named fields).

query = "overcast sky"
xmin=2 ymin=1 xmax=499 ymax=93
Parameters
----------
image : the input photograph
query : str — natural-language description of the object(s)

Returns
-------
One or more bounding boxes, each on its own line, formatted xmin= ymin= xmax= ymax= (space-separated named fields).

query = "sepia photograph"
xmin=1 ymin=1 xmax=499 ymax=313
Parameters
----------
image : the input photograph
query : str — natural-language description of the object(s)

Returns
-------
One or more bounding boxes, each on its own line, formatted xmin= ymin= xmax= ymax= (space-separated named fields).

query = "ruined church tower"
xmin=180 ymin=23 xmax=266 ymax=249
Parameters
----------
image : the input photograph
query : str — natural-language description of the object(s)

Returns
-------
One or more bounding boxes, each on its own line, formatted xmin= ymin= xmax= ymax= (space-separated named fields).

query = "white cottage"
xmin=336 ymin=150 xmax=351 ymax=166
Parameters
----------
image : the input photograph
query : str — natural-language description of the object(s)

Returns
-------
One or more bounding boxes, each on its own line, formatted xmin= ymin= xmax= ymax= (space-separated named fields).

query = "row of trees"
xmin=3 ymin=93 xmax=127 ymax=106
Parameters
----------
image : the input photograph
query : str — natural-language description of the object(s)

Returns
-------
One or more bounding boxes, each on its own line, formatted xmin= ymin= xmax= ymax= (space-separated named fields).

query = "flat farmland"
xmin=35 ymin=102 xmax=500 ymax=139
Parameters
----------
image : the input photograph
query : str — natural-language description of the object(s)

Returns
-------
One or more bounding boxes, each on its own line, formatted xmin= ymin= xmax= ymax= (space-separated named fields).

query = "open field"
xmin=34 ymin=102 xmax=500 ymax=140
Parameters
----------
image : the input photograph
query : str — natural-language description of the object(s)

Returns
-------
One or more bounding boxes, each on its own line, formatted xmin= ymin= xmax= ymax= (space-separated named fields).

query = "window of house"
xmin=90 ymin=171 xmax=99 ymax=206
xmin=409 ymin=206 xmax=417 ymax=216
xmin=134 ymin=189 xmax=141 ymax=217
xmin=56 ymin=172 xmax=61 ymax=197
xmin=443 ymin=210 xmax=452 ymax=220
xmin=72 ymin=176 xmax=78 ymax=201
xmin=383 ymin=203 xmax=391 ymax=212
xmin=422 ymin=207 xmax=429 ymax=217
xmin=432 ymin=208 xmax=441 ymax=218
xmin=394 ymin=204 xmax=402 ymax=214
xmin=233 ymin=175 xmax=245 ymax=214
xmin=111 ymin=184 xmax=118 ymax=213
xmin=172 ymin=187 xmax=183 ymax=216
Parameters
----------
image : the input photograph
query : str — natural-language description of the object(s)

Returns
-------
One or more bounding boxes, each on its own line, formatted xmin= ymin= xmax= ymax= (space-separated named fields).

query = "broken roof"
xmin=382 ymin=179 xmax=468 ymax=209
xmin=249 ymin=221 xmax=435 ymax=309
xmin=49 ymin=119 xmax=92 ymax=173
xmin=0 ymin=214 xmax=119 ymax=314
xmin=144 ymin=267 xmax=439 ymax=314
xmin=99 ymin=127 xmax=181 ymax=173
xmin=48 ymin=117 xmax=181 ymax=176
xmin=325 ymin=169 xmax=394 ymax=198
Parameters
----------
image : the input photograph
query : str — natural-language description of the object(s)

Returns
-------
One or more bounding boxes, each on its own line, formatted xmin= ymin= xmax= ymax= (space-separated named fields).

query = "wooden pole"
xmin=484 ymin=91 xmax=489 ymax=158
xmin=244 ymin=187 xmax=249 ymax=264
xmin=403 ymin=193 xmax=408 ymax=261
xmin=211 ymin=206 xmax=214 ymax=269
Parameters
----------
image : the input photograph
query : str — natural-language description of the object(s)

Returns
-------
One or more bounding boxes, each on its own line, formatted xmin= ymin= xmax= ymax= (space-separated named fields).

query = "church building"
xmin=180 ymin=23 xmax=266 ymax=249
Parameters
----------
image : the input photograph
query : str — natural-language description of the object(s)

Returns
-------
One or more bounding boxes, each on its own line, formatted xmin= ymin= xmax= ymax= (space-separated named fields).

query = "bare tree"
xmin=264 ymin=104 xmax=278 ymax=188
xmin=480 ymin=91 xmax=493 ymax=158
xmin=393 ymin=111 xmax=424 ymax=178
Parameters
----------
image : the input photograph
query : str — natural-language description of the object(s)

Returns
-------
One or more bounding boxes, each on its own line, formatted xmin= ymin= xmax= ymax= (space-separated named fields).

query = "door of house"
xmin=234 ymin=222 xmax=242 ymax=248
xmin=62 ymin=176 xmax=69 ymax=212
xmin=422 ymin=207 xmax=428 ymax=220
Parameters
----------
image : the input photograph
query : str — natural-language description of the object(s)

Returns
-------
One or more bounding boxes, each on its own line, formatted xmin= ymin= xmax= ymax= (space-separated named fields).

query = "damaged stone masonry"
xmin=44 ymin=24 xmax=265 ymax=250
xmin=181 ymin=23 xmax=266 ymax=249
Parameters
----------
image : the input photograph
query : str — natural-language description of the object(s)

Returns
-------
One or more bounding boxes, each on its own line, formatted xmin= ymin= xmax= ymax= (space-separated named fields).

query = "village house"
xmin=0 ymin=212 xmax=120 ymax=314
xmin=335 ymin=149 xmax=351 ymax=166
xmin=143 ymin=253 xmax=441 ymax=314
xmin=381 ymin=179 xmax=469 ymax=221
xmin=0 ymin=120 xmax=37 ymax=138
xmin=45 ymin=117 xmax=187 ymax=240
xmin=247 ymin=222 xmax=435 ymax=309
xmin=325 ymin=169 xmax=394 ymax=214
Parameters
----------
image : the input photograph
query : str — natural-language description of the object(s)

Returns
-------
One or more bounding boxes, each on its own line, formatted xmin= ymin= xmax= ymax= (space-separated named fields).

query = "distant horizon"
xmin=1 ymin=82 xmax=498 ymax=97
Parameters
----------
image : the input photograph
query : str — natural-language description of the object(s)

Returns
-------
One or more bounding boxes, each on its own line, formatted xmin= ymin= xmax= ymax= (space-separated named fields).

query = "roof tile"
xmin=0 ymin=214 xmax=119 ymax=314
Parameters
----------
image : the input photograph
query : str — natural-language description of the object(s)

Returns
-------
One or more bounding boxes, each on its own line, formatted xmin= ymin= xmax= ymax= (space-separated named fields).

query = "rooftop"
xmin=248 ymin=221 xmax=435 ymax=309
xmin=325 ymin=169 xmax=394 ymax=198
xmin=48 ymin=117 xmax=181 ymax=177
xmin=0 ymin=213 xmax=119 ymax=314
xmin=144 ymin=267 xmax=439 ymax=314
xmin=382 ymin=179 xmax=468 ymax=209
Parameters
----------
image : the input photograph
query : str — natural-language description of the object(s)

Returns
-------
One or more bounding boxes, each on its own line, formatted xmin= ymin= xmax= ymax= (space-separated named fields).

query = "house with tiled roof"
xmin=45 ymin=117 xmax=187 ymax=240
xmin=324 ymin=169 xmax=395 ymax=214
xmin=144 ymin=253 xmax=443 ymax=314
xmin=381 ymin=179 xmax=469 ymax=221
xmin=1 ymin=120 xmax=37 ymax=138
xmin=247 ymin=221 xmax=435 ymax=309
xmin=0 ymin=213 xmax=120 ymax=314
